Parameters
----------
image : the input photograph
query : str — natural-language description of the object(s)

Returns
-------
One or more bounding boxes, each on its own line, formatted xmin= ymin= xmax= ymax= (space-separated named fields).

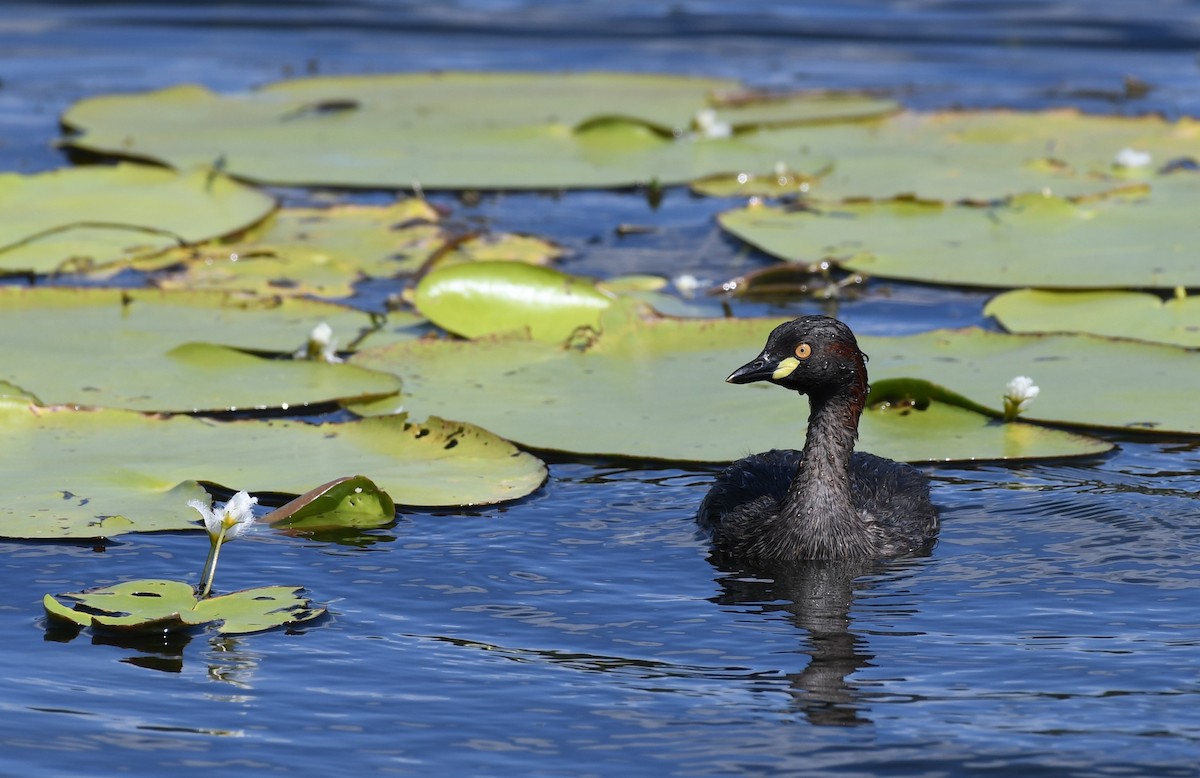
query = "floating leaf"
xmin=695 ymin=109 xmax=1200 ymax=202
xmin=0 ymin=400 xmax=546 ymax=539
xmin=264 ymin=475 xmax=396 ymax=531
xmin=0 ymin=286 xmax=404 ymax=412
xmin=985 ymin=288 xmax=1200 ymax=348
xmin=866 ymin=327 xmax=1200 ymax=433
xmin=99 ymin=200 xmax=563 ymax=299
xmin=413 ymin=261 xmax=613 ymax=342
xmin=719 ymin=179 xmax=1200 ymax=289
xmin=0 ymin=163 xmax=275 ymax=274
xmin=349 ymin=312 xmax=1110 ymax=463
xmin=44 ymin=580 xmax=324 ymax=635
xmin=61 ymin=74 xmax=895 ymax=189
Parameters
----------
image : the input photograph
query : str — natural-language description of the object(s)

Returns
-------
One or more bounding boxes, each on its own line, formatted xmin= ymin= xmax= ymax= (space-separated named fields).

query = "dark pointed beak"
xmin=726 ymin=353 xmax=775 ymax=384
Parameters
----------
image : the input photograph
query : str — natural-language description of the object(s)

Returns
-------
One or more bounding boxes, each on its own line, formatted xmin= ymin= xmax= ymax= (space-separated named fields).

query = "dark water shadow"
xmin=708 ymin=545 xmax=933 ymax=727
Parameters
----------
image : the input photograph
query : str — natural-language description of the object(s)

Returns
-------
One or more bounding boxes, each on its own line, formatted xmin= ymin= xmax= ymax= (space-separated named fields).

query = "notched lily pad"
xmin=985 ymin=288 xmax=1200 ymax=348
xmin=264 ymin=475 xmax=396 ymax=531
xmin=867 ymin=327 xmax=1200 ymax=434
xmin=695 ymin=109 xmax=1200 ymax=203
xmin=61 ymin=73 xmax=896 ymax=189
xmin=44 ymin=579 xmax=324 ymax=635
xmin=0 ymin=400 xmax=546 ymax=539
xmin=349 ymin=312 xmax=1111 ymax=462
xmin=105 ymin=200 xmax=564 ymax=300
xmin=0 ymin=286 xmax=403 ymax=412
xmin=0 ymin=163 xmax=275 ymax=274
xmin=719 ymin=180 xmax=1200 ymax=289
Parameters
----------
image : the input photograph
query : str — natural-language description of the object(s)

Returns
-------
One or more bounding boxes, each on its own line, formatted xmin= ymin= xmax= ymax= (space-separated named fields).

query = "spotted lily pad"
xmin=264 ymin=475 xmax=396 ymax=531
xmin=985 ymin=288 xmax=1200 ymax=348
xmin=0 ymin=286 xmax=404 ymax=411
xmin=719 ymin=179 xmax=1200 ymax=289
xmin=61 ymin=74 xmax=895 ymax=189
xmin=0 ymin=163 xmax=275 ymax=274
xmin=0 ymin=399 xmax=546 ymax=539
xmin=413 ymin=261 xmax=613 ymax=342
xmin=349 ymin=311 xmax=1110 ymax=462
xmin=44 ymin=579 xmax=324 ymax=635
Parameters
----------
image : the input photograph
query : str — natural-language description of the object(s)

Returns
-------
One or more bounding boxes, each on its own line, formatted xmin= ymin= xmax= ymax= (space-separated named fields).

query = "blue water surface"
xmin=2 ymin=2 xmax=1199 ymax=775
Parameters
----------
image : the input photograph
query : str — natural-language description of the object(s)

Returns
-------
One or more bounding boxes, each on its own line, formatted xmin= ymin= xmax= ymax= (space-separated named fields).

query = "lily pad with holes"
xmin=349 ymin=311 xmax=1111 ymax=462
xmin=413 ymin=261 xmax=614 ymax=342
xmin=719 ymin=179 xmax=1200 ymax=289
xmin=264 ymin=476 xmax=396 ymax=531
xmin=44 ymin=579 xmax=324 ymax=635
xmin=0 ymin=399 xmax=546 ymax=539
xmin=985 ymin=288 xmax=1200 ymax=348
xmin=61 ymin=74 xmax=895 ymax=189
xmin=0 ymin=286 xmax=405 ymax=412
xmin=0 ymin=163 xmax=275 ymax=274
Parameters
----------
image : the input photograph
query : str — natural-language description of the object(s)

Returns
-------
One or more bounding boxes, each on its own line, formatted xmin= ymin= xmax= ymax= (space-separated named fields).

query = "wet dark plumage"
xmin=697 ymin=315 xmax=938 ymax=563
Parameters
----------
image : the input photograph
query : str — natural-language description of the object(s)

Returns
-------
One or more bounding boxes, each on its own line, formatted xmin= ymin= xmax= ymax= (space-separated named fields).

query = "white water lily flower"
xmin=1003 ymin=375 xmax=1040 ymax=421
xmin=1114 ymin=147 xmax=1152 ymax=169
xmin=189 ymin=490 xmax=258 ymax=542
xmin=191 ymin=490 xmax=258 ymax=598
xmin=294 ymin=321 xmax=342 ymax=363
xmin=693 ymin=108 xmax=732 ymax=139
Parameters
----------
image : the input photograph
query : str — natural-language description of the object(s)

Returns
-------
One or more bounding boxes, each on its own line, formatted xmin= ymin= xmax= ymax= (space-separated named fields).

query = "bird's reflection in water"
xmin=709 ymin=547 xmax=932 ymax=727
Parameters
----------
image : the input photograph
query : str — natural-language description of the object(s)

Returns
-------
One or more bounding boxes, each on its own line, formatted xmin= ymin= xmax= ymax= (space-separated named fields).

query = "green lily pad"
xmin=985 ymin=288 xmax=1200 ymax=348
xmin=719 ymin=179 xmax=1200 ymax=289
xmin=413 ymin=261 xmax=613 ymax=342
xmin=0 ymin=163 xmax=275 ymax=274
xmin=349 ymin=312 xmax=1110 ymax=463
xmin=61 ymin=74 xmax=895 ymax=189
xmin=867 ymin=327 xmax=1200 ymax=433
xmin=44 ymin=579 xmax=324 ymax=635
xmin=102 ymin=200 xmax=563 ymax=299
xmin=695 ymin=109 xmax=1200 ymax=203
xmin=264 ymin=475 xmax=396 ymax=531
xmin=0 ymin=398 xmax=546 ymax=539
xmin=0 ymin=286 xmax=404 ymax=412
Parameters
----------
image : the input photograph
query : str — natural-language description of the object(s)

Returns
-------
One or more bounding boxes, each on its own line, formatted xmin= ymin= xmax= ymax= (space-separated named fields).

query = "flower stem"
xmin=199 ymin=526 xmax=228 ymax=598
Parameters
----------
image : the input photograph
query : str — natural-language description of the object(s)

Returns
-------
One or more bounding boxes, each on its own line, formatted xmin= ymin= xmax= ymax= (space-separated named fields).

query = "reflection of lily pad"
xmin=414 ymin=261 xmax=613 ymax=342
xmin=0 ymin=163 xmax=275 ymax=274
xmin=0 ymin=286 xmax=404 ymax=412
xmin=695 ymin=110 xmax=1200 ymax=202
xmin=0 ymin=399 xmax=546 ymax=539
xmin=44 ymin=580 xmax=324 ymax=635
xmin=719 ymin=180 xmax=1200 ymax=289
xmin=985 ymin=288 xmax=1200 ymax=348
xmin=61 ymin=74 xmax=895 ymax=189
xmin=265 ymin=475 xmax=396 ymax=531
xmin=349 ymin=313 xmax=1110 ymax=462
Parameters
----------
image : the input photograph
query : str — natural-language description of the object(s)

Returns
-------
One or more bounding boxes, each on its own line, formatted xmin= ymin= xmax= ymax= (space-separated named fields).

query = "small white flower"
xmin=693 ymin=108 xmax=732 ymax=139
xmin=294 ymin=321 xmax=343 ymax=363
xmin=673 ymin=273 xmax=704 ymax=297
xmin=1003 ymin=375 xmax=1040 ymax=421
xmin=1114 ymin=147 xmax=1152 ymax=169
xmin=189 ymin=490 xmax=258 ymax=542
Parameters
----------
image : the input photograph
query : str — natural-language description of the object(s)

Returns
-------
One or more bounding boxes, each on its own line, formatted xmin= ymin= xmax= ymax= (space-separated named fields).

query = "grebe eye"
xmin=795 ymin=343 xmax=812 ymax=359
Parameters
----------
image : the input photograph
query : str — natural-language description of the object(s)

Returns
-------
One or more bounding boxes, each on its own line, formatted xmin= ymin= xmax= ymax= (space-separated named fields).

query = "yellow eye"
xmin=795 ymin=343 xmax=812 ymax=359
